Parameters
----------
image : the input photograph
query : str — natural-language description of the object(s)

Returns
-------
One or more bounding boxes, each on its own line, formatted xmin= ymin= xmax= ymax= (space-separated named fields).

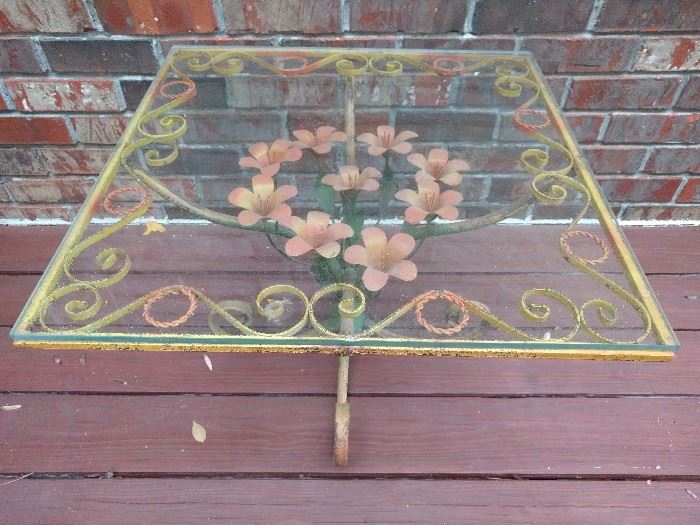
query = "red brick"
xmin=280 ymin=35 xmax=398 ymax=48
xmin=0 ymin=38 xmax=43 ymax=73
xmin=0 ymin=148 xmax=48 ymax=175
xmin=155 ymin=176 xmax=198 ymax=202
xmin=5 ymin=177 xmax=94 ymax=203
xmin=635 ymin=37 xmax=700 ymax=71
xmin=488 ymin=177 xmax=534 ymax=201
xmin=676 ymin=76 xmax=700 ymax=110
xmin=402 ymin=36 xmax=515 ymax=50
xmin=499 ymin=112 xmax=604 ymax=143
xmin=160 ymin=36 xmax=274 ymax=55
xmin=604 ymin=113 xmax=700 ymax=144
xmin=221 ymin=0 xmax=341 ymax=34
xmin=70 ymin=115 xmax=129 ymax=144
xmin=200 ymin=177 xmax=242 ymax=203
xmin=644 ymin=146 xmax=700 ymax=174
xmin=286 ymin=110 xmax=389 ymax=137
xmin=350 ymin=0 xmax=466 ymax=33
xmin=228 ymin=75 xmax=338 ymax=108
xmin=0 ymin=117 xmax=74 ymax=145
xmin=355 ymin=74 xmax=451 ymax=107
xmin=598 ymin=177 xmax=681 ymax=202
xmin=565 ymin=76 xmax=683 ymax=110
xmin=155 ymin=147 xmax=239 ymax=176
xmin=566 ymin=113 xmax=606 ymax=143
xmin=543 ymin=76 xmax=570 ymax=105
xmin=112 ymin=175 xmax=197 ymax=202
xmin=594 ymin=0 xmax=700 ymax=33
xmin=452 ymin=145 xmax=523 ymax=173
xmin=94 ymin=0 xmax=217 ymax=35
xmin=621 ymin=205 xmax=700 ymax=221
xmin=0 ymin=204 xmax=72 ymax=221
xmin=0 ymin=0 xmax=93 ymax=33
xmin=42 ymin=40 xmax=158 ymax=74
xmin=473 ymin=0 xmax=594 ymax=34
xmin=395 ymin=110 xmax=496 ymax=143
xmin=186 ymin=111 xmax=283 ymax=143
xmin=6 ymin=79 xmax=123 ymax=112
xmin=581 ymin=146 xmax=647 ymax=174
xmin=0 ymin=96 xmax=7 ymax=111
xmin=42 ymin=147 xmax=112 ymax=175
xmin=677 ymin=178 xmax=700 ymax=203
xmin=523 ymin=36 xmax=638 ymax=74
xmin=121 ymin=77 xmax=227 ymax=111
xmin=457 ymin=76 xmax=513 ymax=108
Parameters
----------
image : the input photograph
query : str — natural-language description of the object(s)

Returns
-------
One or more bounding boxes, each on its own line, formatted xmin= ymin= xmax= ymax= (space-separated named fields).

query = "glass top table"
xmin=11 ymin=46 xmax=676 ymax=360
xmin=11 ymin=47 xmax=678 ymax=465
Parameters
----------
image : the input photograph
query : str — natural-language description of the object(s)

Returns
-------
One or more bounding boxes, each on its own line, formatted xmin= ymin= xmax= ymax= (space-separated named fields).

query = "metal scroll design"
xmin=488 ymin=64 xmax=652 ymax=344
xmin=36 ymin=186 xmax=152 ymax=332
xmin=171 ymin=48 xmax=509 ymax=78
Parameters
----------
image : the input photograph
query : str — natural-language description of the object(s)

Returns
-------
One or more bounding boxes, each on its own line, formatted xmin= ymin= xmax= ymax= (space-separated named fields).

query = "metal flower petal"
xmin=239 ymin=139 xmax=303 ymax=176
xmin=343 ymin=227 xmax=417 ymax=291
xmin=228 ymin=174 xmax=297 ymax=227
xmin=293 ymin=126 xmax=346 ymax=155
xmin=407 ymin=148 xmax=470 ymax=186
xmin=284 ymin=211 xmax=353 ymax=258
xmin=395 ymin=173 xmax=464 ymax=224
xmin=321 ymin=165 xmax=381 ymax=192
xmin=357 ymin=125 xmax=418 ymax=156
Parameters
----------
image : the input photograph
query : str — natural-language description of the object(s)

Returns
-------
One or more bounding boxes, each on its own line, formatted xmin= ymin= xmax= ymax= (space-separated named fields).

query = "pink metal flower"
xmin=228 ymin=174 xmax=297 ymax=227
xmin=395 ymin=173 xmax=463 ymax=224
xmin=239 ymin=139 xmax=303 ymax=177
xmin=407 ymin=148 xmax=470 ymax=186
xmin=284 ymin=211 xmax=354 ymax=258
xmin=292 ymin=126 xmax=346 ymax=155
xmin=344 ymin=227 xmax=418 ymax=291
xmin=357 ymin=125 xmax=418 ymax=156
xmin=321 ymin=165 xmax=381 ymax=192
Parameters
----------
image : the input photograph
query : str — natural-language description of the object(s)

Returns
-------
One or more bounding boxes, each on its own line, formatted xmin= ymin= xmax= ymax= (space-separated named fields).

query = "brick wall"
xmin=0 ymin=0 xmax=699 ymax=221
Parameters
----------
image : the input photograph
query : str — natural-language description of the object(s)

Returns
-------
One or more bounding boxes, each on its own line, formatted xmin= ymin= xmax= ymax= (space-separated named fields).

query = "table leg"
xmin=336 ymin=71 xmax=355 ymax=467
xmin=334 ymin=354 xmax=350 ymax=466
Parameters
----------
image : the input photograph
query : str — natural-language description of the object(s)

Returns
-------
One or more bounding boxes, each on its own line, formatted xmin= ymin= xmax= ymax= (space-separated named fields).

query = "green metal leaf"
xmin=314 ymin=173 xmax=336 ymax=215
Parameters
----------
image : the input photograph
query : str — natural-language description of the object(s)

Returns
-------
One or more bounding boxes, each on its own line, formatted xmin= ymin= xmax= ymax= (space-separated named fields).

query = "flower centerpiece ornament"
xmin=227 ymin=124 xmax=470 ymax=330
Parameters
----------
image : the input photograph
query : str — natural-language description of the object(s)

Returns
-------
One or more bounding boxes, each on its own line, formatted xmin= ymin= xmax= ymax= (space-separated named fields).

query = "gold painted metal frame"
xmin=11 ymin=47 xmax=677 ymax=361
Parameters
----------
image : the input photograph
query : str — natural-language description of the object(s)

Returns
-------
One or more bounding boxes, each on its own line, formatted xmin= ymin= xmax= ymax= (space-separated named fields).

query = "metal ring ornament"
xmin=514 ymin=107 xmax=551 ymax=133
xmin=414 ymin=290 xmax=470 ymax=335
xmin=560 ymin=230 xmax=610 ymax=266
xmin=103 ymin=186 xmax=150 ymax=216
xmin=143 ymin=285 xmax=199 ymax=328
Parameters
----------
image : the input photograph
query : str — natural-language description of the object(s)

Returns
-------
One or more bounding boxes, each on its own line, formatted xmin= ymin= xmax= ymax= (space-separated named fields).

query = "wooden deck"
xmin=1 ymin=225 xmax=699 ymax=523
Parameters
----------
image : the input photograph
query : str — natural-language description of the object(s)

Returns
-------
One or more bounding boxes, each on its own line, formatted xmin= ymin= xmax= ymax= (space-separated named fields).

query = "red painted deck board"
xmin=1 ymin=394 xmax=699 ymax=476
xmin=2 ymin=479 xmax=699 ymax=524
xmin=0 ymin=224 xmax=698 ymax=523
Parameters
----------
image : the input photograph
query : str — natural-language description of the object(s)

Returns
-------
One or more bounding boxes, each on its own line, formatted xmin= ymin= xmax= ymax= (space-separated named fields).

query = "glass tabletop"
xmin=11 ymin=47 xmax=677 ymax=360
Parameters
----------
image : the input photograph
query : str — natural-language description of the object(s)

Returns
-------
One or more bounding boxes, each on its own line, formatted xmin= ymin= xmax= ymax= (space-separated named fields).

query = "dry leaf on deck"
xmin=203 ymin=354 xmax=213 ymax=371
xmin=192 ymin=420 xmax=207 ymax=443
xmin=1 ymin=405 xmax=21 ymax=411
xmin=143 ymin=221 xmax=166 ymax=236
